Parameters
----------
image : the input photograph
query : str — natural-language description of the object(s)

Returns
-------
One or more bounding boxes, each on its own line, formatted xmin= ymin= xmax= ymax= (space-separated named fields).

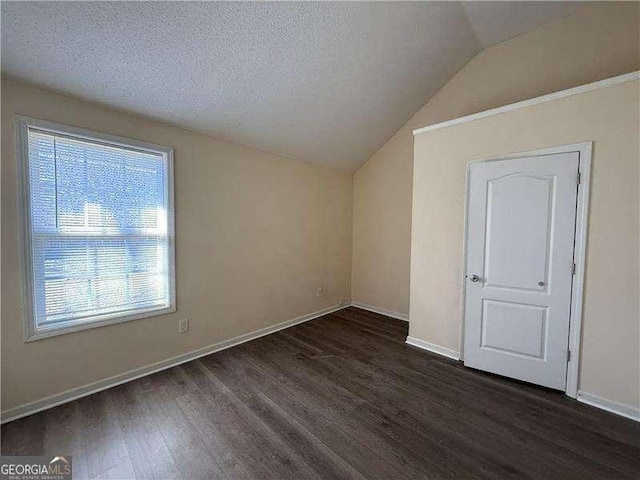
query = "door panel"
xmin=484 ymin=174 xmax=553 ymax=291
xmin=464 ymin=152 xmax=579 ymax=390
xmin=481 ymin=300 xmax=547 ymax=359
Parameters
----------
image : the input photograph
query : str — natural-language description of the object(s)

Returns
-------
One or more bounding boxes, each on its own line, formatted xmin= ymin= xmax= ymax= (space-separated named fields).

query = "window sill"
xmin=24 ymin=305 xmax=177 ymax=342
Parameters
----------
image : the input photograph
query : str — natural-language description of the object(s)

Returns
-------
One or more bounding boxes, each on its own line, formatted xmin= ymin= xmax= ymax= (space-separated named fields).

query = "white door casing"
xmin=463 ymin=151 xmax=579 ymax=390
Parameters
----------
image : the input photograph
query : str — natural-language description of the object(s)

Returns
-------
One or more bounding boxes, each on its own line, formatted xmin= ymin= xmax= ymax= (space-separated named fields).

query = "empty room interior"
xmin=1 ymin=1 xmax=639 ymax=479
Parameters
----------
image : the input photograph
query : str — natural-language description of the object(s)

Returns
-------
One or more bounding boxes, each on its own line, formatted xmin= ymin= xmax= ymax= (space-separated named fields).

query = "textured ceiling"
xmin=1 ymin=2 xmax=588 ymax=170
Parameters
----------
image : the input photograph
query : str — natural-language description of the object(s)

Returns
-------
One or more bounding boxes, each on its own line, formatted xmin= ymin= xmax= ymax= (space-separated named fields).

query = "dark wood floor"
xmin=2 ymin=307 xmax=639 ymax=479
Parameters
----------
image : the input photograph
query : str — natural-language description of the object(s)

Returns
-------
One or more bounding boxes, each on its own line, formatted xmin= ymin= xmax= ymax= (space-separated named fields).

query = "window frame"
xmin=16 ymin=116 xmax=176 ymax=342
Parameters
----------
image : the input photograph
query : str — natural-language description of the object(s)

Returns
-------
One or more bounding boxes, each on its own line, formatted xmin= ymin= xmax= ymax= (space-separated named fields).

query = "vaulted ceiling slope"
xmin=1 ymin=2 xmax=587 ymax=170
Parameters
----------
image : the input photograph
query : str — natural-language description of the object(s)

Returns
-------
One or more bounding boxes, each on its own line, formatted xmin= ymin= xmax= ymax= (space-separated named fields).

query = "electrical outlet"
xmin=316 ymin=287 xmax=323 ymax=298
xmin=178 ymin=318 xmax=189 ymax=333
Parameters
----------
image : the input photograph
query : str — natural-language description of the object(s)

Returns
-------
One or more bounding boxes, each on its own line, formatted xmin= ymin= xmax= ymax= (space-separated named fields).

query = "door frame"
xmin=459 ymin=142 xmax=592 ymax=399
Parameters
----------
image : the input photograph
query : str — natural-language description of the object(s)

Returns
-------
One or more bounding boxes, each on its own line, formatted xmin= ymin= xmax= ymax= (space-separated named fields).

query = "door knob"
xmin=469 ymin=274 xmax=480 ymax=282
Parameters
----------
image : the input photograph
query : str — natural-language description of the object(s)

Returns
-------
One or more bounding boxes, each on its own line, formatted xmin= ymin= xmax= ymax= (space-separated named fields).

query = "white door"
xmin=463 ymin=152 xmax=579 ymax=390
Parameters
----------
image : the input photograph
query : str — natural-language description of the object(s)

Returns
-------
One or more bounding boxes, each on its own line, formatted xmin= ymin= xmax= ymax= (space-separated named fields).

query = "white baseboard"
xmin=405 ymin=336 xmax=460 ymax=361
xmin=11 ymin=304 xmax=635 ymax=427
xmin=350 ymin=302 xmax=409 ymax=322
xmin=404 ymin=338 xmax=639 ymax=422
xmin=404 ymin=341 xmax=640 ymax=422
xmin=577 ymin=390 xmax=640 ymax=422
xmin=1 ymin=303 xmax=348 ymax=424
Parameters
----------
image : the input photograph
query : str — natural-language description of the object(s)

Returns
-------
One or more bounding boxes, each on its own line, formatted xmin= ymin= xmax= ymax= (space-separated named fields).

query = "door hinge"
xmin=571 ymin=263 xmax=576 ymax=275
xmin=567 ymin=349 xmax=572 ymax=362
xmin=576 ymin=171 xmax=581 ymax=185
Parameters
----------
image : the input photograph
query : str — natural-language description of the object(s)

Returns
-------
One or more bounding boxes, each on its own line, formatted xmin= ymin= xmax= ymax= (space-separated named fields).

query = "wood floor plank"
xmin=2 ymin=306 xmax=638 ymax=479
xmin=1 ymin=408 xmax=46 ymax=456
xmin=74 ymin=391 xmax=133 ymax=480
xmin=107 ymin=382 xmax=185 ymax=480
xmin=247 ymin=334 xmax=534 ymax=479
xmin=42 ymin=400 xmax=89 ymax=480
xmin=132 ymin=370 xmax=225 ymax=480
xmin=178 ymin=359 xmax=320 ymax=480
xmin=246 ymin=391 xmax=368 ymax=480
xmin=212 ymin=349 xmax=433 ymax=480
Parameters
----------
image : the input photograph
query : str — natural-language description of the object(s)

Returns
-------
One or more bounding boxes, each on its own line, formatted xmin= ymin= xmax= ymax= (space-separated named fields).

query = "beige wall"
xmin=352 ymin=2 xmax=640 ymax=315
xmin=411 ymin=79 xmax=639 ymax=410
xmin=1 ymin=78 xmax=353 ymax=413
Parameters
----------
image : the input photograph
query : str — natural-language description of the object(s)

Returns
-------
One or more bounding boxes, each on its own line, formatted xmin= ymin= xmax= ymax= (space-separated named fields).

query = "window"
xmin=16 ymin=117 xmax=175 ymax=341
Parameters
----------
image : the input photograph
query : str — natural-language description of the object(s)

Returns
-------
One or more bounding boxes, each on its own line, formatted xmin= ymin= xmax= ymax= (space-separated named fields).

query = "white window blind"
xmin=19 ymin=118 xmax=175 ymax=340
